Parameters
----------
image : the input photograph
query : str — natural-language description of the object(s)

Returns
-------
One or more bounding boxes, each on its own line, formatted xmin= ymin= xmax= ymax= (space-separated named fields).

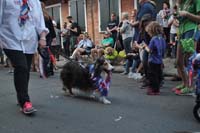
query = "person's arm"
xmin=173 ymin=19 xmax=179 ymax=27
xmin=77 ymin=40 xmax=83 ymax=48
xmin=179 ymin=1 xmax=200 ymax=23
xmin=102 ymin=43 xmax=110 ymax=47
xmin=144 ymin=40 xmax=153 ymax=53
xmin=119 ymin=22 xmax=127 ymax=33
xmin=144 ymin=44 xmax=150 ymax=52
xmin=106 ymin=27 xmax=111 ymax=32
xmin=70 ymin=27 xmax=78 ymax=33
xmin=179 ymin=11 xmax=200 ymax=23
xmin=69 ymin=23 xmax=78 ymax=33
xmin=131 ymin=21 xmax=139 ymax=27
xmin=110 ymin=26 xmax=118 ymax=32
xmin=35 ymin=0 xmax=49 ymax=48
xmin=168 ymin=16 xmax=174 ymax=27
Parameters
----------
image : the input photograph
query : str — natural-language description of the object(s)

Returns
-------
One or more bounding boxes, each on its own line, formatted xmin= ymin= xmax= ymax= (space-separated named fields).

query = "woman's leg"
xmin=176 ymin=44 xmax=186 ymax=87
xmin=4 ymin=49 xmax=33 ymax=107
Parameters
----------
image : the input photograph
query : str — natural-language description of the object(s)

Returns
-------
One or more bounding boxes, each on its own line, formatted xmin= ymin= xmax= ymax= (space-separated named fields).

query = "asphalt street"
xmin=0 ymin=66 xmax=199 ymax=133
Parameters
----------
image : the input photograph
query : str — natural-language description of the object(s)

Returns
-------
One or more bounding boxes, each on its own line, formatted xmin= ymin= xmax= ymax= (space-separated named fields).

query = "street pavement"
xmin=0 ymin=65 xmax=199 ymax=133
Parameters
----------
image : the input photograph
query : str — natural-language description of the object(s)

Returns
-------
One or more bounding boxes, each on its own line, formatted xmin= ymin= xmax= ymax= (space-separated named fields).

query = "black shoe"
xmin=140 ymin=81 xmax=149 ymax=89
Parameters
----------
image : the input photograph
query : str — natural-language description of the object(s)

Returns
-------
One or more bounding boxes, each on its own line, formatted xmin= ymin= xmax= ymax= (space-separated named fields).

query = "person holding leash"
xmin=0 ymin=0 xmax=48 ymax=115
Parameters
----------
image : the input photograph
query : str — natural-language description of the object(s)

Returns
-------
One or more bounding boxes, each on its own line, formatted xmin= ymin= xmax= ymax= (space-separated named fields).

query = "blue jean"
xmin=123 ymin=37 xmax=132 ymax=73
xmin=125 ymin=58 xmax=140 ymax=73
xmin=181 ymin=30 xmax=194 ymax=40
xmin=123 ymin=37 xmax=132 ymax=54
xmin=131 ymin=59 xmax=140 ymax=73
xmin=195 ymin=30 xmax=200 ymax=42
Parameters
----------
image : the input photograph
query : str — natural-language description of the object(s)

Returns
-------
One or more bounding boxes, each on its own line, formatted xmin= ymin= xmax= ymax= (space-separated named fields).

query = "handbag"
xmin=180 ymin=25 xmax=198 ymax=53
xmin=181 ymin=37 xmax=195 ymax=53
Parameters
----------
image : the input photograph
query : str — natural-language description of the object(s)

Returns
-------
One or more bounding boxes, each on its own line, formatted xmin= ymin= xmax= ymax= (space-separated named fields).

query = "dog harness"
xmin=88 ymin=64 xmax=111 ymax=96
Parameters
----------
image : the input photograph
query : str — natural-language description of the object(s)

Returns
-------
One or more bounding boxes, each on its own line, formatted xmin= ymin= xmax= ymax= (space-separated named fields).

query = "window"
xmin=154 ymin=0 xmax=169 ymax=12
xmin=99 ymin=0 xmax=120 ymax=31
xmin=46 ymin=4 xmax=61 ymax=29
xmin=135 ymin=0 xmax=169 ymax=13
xmin=69 ymin=0 xmax=86 ymax=31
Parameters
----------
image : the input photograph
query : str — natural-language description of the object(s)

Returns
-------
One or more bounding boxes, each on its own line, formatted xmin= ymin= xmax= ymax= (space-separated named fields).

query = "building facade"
xmin=41 ymin=0 xmax=170 ymax=45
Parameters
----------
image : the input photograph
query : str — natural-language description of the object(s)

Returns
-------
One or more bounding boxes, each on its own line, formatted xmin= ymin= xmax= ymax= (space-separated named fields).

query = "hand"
xmin=141 ymin=44 xmax=147 ymax=49
xmin=179 ymin=11 xmax=188 ymax=17
xmin=39 ymin=39 xmax=46 ymax=48
xmin=117 ymin=28 xmax=120 ymax=31
xmin=66 ymin=26 xmax=71 ymax=30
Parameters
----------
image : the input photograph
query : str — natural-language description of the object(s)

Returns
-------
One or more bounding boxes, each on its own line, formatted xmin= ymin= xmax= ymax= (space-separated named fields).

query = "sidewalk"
xmin=56 ymin=56 xmax=177 ymax=76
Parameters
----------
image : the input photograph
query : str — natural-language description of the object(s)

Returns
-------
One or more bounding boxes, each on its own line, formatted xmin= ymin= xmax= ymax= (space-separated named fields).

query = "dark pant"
xmin=142 ymin=50 xmax=149 ymax=78
xmin=63 ymin=38 xmax=70 ymax=57
xmin=123 ymin=37 xmax=132 ymax=54
xmin=70 ymin=36 xmax=78 ymax=54
xmin=148 ymin=62 xmax=162 ymax=92
xmin=4 ymin=49 xmax=33 ymax=107
xmin=164 ymin=27 xmax=171 ymax=57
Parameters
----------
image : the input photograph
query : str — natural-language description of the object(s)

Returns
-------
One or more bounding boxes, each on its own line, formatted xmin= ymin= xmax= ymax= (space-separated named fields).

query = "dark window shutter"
xmin=69 ymin=0 xmax=86 ymax=31
xmin=77 ymin=0 xmax=86 ymax=31
xmin=69 ymin=1 xmax=78 ymax=22
xmin=99 ymin=0 xmax=110 ymax=31
xmin=99 ymin=0 xmax=119 ymax=31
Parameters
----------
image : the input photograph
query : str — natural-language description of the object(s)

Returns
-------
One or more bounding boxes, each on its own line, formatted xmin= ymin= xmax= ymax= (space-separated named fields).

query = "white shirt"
xmin=0 ymin=0 xmax=48 ymax=54
xmin=77 ymin=39 xmax=93 ymax=48
xmin=168 ymin=15 xmax=178 ymax=34
xmin=158 ymin=9 xmax=170 ymax=28
xmin=120 ymin=20 xmax=133 ymax=40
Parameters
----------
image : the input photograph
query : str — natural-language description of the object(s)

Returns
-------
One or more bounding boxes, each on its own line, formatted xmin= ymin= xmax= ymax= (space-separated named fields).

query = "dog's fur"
xmin=60 ymin=58 xmax=114 ymax=104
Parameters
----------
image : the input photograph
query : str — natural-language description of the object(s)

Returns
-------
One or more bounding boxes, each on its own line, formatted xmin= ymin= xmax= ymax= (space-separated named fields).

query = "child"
xmin=143 ymin=21 xmax=166 ymax=95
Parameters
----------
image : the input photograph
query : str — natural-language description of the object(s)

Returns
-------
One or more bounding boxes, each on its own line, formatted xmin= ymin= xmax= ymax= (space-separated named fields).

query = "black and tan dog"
xmin=60 ymin=58 xmax=114 ymax=104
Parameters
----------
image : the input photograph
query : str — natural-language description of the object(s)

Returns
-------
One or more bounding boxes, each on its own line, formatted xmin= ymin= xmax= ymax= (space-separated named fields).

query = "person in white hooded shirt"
xmin=0 ymin=0 xmax=48 ymax=115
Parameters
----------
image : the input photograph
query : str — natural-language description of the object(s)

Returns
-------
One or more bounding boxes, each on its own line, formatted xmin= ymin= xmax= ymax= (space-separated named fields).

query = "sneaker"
xmin=171 ymin=84 xmax=184 ymax=92
xmin=21 ymin=102 xmax=37 ymax=115
xmin=147 ymin=87 xmax=153 ymax=93
xmin=147 ymin=88 xmax=156 ymax=95
xmin=99 ymin=96 xmax=111 ymax=104
xmin=8 ymin=69 xmax=14 ymax=73
xmin=175 ymin=87 xmax=193 ymax=96
xmin=131 ymin=73 xmax=138 ymax=79
xmin=147 ymin=88 xmax=160 ymax=95
xmin=135 ymin=73 xmax=142 ymax=80
xmin=69 ymin=56 xmax=74 ymax=59
xmin=128 ymin=72 xmax=134 ymax=78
